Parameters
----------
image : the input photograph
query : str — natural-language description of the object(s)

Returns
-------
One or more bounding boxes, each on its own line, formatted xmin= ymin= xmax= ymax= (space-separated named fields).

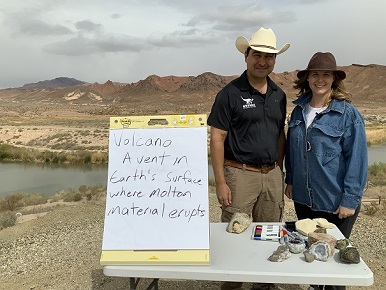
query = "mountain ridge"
xmin=21 ymin=77 xmax=87 ymax=90
xmin=1 ymin=64 xmax=385 ymax=116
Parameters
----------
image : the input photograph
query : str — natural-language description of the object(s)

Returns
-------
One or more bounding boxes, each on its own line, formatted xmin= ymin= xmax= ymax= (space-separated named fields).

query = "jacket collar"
xmin=293 ymin=91 xmax=345 ymax=114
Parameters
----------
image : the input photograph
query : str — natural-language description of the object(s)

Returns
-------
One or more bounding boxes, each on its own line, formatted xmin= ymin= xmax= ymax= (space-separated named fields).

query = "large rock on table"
xmin=308 ymin=232 xmax=337 ymax=257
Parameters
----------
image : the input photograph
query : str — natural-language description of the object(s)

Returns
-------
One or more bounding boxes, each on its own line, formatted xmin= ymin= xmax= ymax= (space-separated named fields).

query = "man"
xmin=207 ymin=27 xmax=290 ymax=290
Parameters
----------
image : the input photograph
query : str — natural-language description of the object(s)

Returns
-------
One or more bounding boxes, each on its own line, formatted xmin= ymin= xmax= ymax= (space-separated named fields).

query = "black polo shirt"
xmin=207 ymin=71 xmax=286 ymax=167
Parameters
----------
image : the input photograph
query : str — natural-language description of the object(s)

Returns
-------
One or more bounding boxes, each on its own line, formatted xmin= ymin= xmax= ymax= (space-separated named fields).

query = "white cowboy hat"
xmin=235 ymin=27 xmax=290 ymax=55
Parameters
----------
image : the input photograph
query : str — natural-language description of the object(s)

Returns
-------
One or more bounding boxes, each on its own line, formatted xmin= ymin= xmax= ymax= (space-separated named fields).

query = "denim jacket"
xmin=285 ymin=92 xmax=368 ymax=212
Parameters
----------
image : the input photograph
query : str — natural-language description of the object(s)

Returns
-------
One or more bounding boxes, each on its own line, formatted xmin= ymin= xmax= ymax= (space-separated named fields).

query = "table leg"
xmin=130 ymin=277 xmax=159 ymax=290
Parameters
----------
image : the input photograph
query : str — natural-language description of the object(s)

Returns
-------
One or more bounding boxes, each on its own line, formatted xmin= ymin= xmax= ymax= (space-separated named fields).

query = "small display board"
xmin=100 ymin=114 xmax=210 ymax=265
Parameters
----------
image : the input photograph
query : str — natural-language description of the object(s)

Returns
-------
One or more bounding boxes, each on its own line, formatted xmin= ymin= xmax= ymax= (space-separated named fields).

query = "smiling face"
xmin=245 ymin=49 xmax=276 ymax=81
xmin=307 ymin=70 xmax=334 ymax=98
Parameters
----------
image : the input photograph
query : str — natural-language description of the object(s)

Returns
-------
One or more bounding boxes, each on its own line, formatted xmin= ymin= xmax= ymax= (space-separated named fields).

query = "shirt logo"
xmin=240 ymin=96 xmax=256 ymax=109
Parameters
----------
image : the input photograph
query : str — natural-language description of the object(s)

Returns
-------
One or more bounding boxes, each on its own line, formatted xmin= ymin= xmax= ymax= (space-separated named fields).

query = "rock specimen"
xmin=303 ymin=251 xmax=315 ymax=263
xmin=287 ymin=239 xmax=306 ymax=254
xmin=308 ymin=232 xmax=337 ymax=257
xmin=295 ymin=218 xmax=317 ymax=236
xmin=314 ymin=227 xmax=327 ymax=234
xmin=296 ymin=218 xmax=335 ymax=236
xmin=335 ymin=239 xmax=350 ymax=250
xmin=312 ymin=218 xmax=334 ymax=229
xmin=226 ymin=212 xmax=252 ymax=234
xmin=339 ymin=247 xmax=361 ymax=264
xmin=268 ymin=245 xmax=291 ymax=262
xmin=307 ymin=241 xmax=331 ymax=262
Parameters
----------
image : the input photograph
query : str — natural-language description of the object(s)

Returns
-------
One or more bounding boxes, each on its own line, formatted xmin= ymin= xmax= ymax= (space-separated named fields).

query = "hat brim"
xmin=297 ymin=69 xmax=346 ymax=80
xmin=235 ymin=36 xmax=290 ymax=55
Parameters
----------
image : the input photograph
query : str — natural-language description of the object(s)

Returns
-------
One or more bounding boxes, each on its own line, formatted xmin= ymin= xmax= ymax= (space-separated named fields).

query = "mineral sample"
xmin=312 ymin=218 xmax=334 ymax=229
xmin=308 ymin=232 xmax=336 ymax=257
xmin=295 ymin=218 xmax=317 ymax=236
xmin=268 ymin=245 xmax=291 ymax=262
xmin=303 ymin=251 xmax=315 ymax=263
xmin=307 ymin=241 xmax=331 ymax=262
xmin=314 ymin=228 xmax=327 ymax=234
xmin=339 ymin=247 xmax=360 ymax=264
xmin=335 ymin=239 xmax=350 ymax=250
xmin=226 ymin=212 xmax=252 ymax=234
xmin=287 ymin=239 xmax=306 ymax=254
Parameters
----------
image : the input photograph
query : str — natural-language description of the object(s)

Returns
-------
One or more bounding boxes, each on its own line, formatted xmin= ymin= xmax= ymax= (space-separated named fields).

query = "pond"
xmin=0 ymin=145 xmax=385 ymax=197
xmin=0 ymin=162 xmax=107 ymax=198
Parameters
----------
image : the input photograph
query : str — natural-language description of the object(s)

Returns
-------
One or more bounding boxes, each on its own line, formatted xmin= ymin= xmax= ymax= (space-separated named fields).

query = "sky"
xmin=0 ymin=0 xmax=385 ymax=88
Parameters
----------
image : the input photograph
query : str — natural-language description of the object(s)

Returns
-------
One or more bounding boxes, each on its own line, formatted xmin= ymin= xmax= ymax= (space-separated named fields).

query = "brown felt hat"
xmin=297 ymin=52 xmax=346 ymax=80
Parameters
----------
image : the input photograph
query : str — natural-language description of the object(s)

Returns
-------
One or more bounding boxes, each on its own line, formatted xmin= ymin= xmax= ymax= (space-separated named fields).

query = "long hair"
xmin=293 ymin=72 xmax=352 ymax=104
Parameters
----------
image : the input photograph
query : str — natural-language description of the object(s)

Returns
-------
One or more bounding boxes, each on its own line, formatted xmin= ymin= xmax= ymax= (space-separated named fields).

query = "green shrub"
xmin=0 ymin=211 xmax=17 ymax=230
xmin=0 ymin=193 xmax=24 ymax=212
xmin=363 ymin=201 xmax=379 ymax=216
xmin=368 ymin=162 xmax=386 ymax=186
xmin=22 ymin=193 xmax=48 ymax=206
xmin=63 ymin=192 xmax=82 ymax=202
xmin=79 ymin=185 xmax=87 ymax=194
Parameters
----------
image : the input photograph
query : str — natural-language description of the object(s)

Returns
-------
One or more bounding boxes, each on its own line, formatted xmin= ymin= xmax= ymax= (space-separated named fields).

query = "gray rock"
xmin=287 ymin=240 xmax=306 ymax=254
xmin=303 ymin=251 xmax=315 ymax=263
xmin=339 ymin=247 xmax=361 ymax=264
xmin=335 ymin=239 xmax=350 ymax=250
xmin=268 ymin=245 xmax=291 ymax=262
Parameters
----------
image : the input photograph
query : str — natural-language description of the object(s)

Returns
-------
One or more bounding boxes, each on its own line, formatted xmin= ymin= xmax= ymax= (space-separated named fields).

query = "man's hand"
xmin=284 ymin=184 xmax=293 ymax=199
xmin=216 ymin=182 xmax=232 ymax=206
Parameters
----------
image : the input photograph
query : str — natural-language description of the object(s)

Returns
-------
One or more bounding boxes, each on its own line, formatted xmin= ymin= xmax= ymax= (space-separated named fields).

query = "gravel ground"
xmin=0 ymin=189 xmax=385 ymax=290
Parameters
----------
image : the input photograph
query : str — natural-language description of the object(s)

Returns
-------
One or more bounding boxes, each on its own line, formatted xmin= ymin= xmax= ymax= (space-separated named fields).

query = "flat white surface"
xmin=103 ymin=126 xmax=209 ymax=250
xmin=103 ymin=223 xmax=374 ymax=286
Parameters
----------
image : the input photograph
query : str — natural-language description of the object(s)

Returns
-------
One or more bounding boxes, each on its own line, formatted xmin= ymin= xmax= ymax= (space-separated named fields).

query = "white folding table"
xmin=103 ymin=223 xmax=373 ymax=289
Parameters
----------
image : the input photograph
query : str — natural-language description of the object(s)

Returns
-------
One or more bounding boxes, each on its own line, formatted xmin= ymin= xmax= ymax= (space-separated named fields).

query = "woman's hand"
xmin=334 ymin=206 xmax=355 ymax=219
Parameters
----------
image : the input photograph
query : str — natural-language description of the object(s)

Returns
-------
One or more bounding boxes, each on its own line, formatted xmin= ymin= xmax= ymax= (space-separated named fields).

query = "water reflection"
xmin=0 ymin=145 xmax=385 ymax=197
xmin=0 ymin=162 xmax=107 ymax=197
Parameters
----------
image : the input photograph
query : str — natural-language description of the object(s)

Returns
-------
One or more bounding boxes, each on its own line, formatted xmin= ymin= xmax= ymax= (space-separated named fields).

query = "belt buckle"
xmin=261 ymin=164 xmax=270 ymax=174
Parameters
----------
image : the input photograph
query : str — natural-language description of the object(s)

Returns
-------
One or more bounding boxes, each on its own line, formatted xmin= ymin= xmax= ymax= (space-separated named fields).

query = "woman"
xmin=285 ymin=52 xmax=368 ymax=290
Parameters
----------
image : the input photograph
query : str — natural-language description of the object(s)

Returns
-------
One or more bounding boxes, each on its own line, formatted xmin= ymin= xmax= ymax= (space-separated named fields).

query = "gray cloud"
xmin=43 ymin=34 xmax=146 ymax=56
xmin=147 ymin=28 xmax=221 ymax=47
xmin=75 ymin=20 xmax=103 ymax=33
xmin=184 ymin=4 xmax=296 ymax=32
xmin=295 ymin=0 xmax=331 ymax=4
xmin=111 ymin=13 xmax=122 ymax=19
xmin=19 ymin=19 xmax=73 ymax=36
xmin=0 ymin=0 xmax=384 ymax=88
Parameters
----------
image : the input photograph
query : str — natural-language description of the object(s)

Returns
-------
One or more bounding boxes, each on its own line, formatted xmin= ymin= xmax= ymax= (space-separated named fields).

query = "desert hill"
xmin=21 ymin=77 xmax=86 ymax=90
xmin=0 ymin=64 xmax=385 ymax=116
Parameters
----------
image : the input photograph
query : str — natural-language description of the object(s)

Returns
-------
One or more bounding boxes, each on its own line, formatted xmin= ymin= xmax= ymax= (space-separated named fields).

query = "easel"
xmin=101 ymin=114 xmax=210 ymax=269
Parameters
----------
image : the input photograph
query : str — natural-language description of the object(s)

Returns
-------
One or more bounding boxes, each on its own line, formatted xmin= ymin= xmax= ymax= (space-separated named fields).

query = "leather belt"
xmin=224 ymin=159 xmax=277 ymax=174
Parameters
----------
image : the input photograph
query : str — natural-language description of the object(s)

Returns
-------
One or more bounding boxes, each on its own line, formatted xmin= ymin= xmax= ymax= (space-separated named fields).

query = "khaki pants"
xmin=220 ymin=166 xmax=284 ymax=290
xmin=221 ymin=165 xmax=284 ymax=223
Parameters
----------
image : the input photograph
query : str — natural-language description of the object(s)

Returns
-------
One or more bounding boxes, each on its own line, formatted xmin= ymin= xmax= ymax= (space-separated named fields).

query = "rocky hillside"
xmin=21 ymin=77 xmax=86 ymax=90
xmin=0 ymin=64 xmax=385 ymax=116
